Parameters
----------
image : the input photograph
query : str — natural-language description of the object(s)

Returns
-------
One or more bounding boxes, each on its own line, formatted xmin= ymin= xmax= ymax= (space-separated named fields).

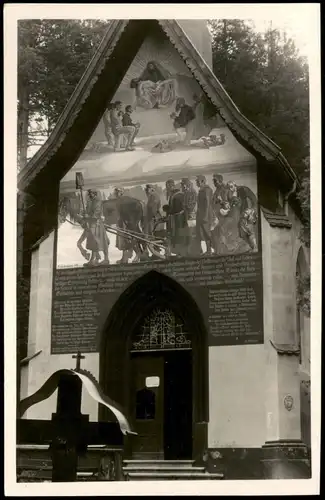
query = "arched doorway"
xmin=130 ymin=307 xmax=193 ymax=459
xmin=99 ymin=271 xmax=209 ymax=460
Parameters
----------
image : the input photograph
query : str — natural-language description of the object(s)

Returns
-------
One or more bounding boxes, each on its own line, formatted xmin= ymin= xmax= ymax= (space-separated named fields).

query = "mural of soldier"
xmin=195 ymin=175 xmax=214 ymax=256
xmin=212 ymin=174 xmax=228 ymax=217
xmin=77 ymin=189 xmax=110 ymax=267
xmin=211 ymin=173 xmax=228 ymax=252
xmin=112 ymin=187 xmax=131 ymax=263
xmin=144 ymin=184 xmax=162 ymax=235
xmin=181 ymin=177 xmax=197 ymax=220
xmin=111 ymin=187 xmax=144 ymax=263
xmin=180 ymin=177 xmax=198 ymax=256
xmin=164 ymin=179 xmax=185 ymax=257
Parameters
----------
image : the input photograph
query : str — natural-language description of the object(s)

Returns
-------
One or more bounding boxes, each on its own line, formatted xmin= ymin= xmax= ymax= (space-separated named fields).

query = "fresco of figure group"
xmin=57 ymin=171 xmax=258 ymax=269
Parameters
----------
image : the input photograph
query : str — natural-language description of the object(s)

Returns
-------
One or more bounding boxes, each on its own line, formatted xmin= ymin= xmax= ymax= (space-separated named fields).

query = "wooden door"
xmin=164 ymin=350 xmax=193 ymax=459
xmin=130 ymin=354 xmax=164 ymax=459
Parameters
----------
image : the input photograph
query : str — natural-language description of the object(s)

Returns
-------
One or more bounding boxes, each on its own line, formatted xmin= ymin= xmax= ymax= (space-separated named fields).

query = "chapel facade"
xmin=17 ymin=19 xmax=311 ymax=480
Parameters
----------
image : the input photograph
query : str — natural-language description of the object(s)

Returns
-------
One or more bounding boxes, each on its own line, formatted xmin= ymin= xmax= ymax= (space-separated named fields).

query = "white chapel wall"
xmin=208 ymin=344 xmax=266 ymax=448
xmin=23 ymin=231 xmax=100 ymax=420
xmin=260 ymin=206 xmax=304 ymax=443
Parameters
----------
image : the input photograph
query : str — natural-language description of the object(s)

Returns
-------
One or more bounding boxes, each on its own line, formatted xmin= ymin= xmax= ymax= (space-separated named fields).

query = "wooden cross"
xmin=17 ymin=371 xmax=124 ymax=482
xmin=72 ymin=351 xmax=85 ymax=371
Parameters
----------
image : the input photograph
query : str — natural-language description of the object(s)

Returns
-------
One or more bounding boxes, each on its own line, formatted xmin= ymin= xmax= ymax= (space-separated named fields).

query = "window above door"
xmin=130 ymin=307 xmax=192 ymax=352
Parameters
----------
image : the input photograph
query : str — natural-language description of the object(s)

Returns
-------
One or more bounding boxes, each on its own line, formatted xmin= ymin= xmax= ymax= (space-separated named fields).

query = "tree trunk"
xmin=17 ymin=86 xmax=29 ymax=170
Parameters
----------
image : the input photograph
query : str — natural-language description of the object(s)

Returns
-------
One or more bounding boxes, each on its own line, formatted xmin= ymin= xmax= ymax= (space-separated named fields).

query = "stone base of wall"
xmin=200 ymin=442 xmax=311 ymax=480
xmin=261 ymin=440 xmax=311 ymax=479
xmin=201 ymin=448 xmax=263 ymax=479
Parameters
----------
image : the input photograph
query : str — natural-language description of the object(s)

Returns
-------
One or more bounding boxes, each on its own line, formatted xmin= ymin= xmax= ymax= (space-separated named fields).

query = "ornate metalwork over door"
xmin=131 ymin=308 xmax=191 ymax=352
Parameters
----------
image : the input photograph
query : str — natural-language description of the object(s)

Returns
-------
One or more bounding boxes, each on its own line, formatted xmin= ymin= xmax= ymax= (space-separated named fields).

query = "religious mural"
xmin=56 ymin=35 xmax=259 ymax=269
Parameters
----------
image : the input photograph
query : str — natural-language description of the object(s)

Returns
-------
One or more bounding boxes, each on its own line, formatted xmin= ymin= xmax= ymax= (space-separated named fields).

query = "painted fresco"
xmin=56 ymin=35 xmax=259 ymax=269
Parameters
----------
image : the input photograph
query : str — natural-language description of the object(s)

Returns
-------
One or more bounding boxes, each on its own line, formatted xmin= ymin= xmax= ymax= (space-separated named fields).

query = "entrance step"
xmin=124 ymin=466 xmax=205 ymax=474
xmin=123 ymin=460 xmax=224 ymax=481
xmin=123 ymin=460 xmax=195 ymax=469
xmin=125 ymin=472 xmax=224 ymax=480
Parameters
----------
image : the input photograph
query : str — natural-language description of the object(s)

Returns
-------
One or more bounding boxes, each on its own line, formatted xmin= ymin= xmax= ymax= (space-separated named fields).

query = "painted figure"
xmin=212 ymin=174 xmax=228 ymax=217
xmin=110 ymin=101 xmax=137 ymax=152
xmin=213 ymin=199 xmax=241 ymax=255
xmin=130 ymin=61 xmax=177 ymax=109
xmin=112 ymin=187 xmax=146 ymax=264
xmin=181 ymin=177 xmax=197 ymax=221
xmin=238 ymin=208 xmax=258 ymax=251
xmin=201 ymin=133 xmax=226 ymax=148
xmin=144 ymin=184 xmax=162 ymax=235
xmin=102 ymin=103 xmax=115 ymax=147
xmin=164 ymin=179 xmax=184 ymax=256
xmin=170 ymin=97 xmax=196 ymax=145
xmin=211 ymin=173 xmax=228 ymax=252
xmin=213 ymin=181 xmax=258 ymax=255
xmin=113 ymin=187 xmax=133 ymax=263
xmin=226 ymin=181 xmax=257 ymax=213
xmin=77 ymin=189 xmax=110 ymax=267
xmin=191 ymin=93 xmax=212 ymax=139
xmin=195 ymin=175 xmax=214 ymax=255
xmin=180 ymin=177 xmax=198 ymax=256
xmin=122 ymin=105 xmax=140 ymax=147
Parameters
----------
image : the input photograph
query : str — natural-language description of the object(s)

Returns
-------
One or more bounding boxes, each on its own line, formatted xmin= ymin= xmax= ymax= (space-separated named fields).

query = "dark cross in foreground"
xmin=17 ymin=370 xmax=126 ymax=482
xmin=72 ymin=351 xmax=85 ymax=371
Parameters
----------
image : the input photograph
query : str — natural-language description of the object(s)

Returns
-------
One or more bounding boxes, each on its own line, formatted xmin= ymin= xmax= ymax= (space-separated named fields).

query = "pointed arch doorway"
xmin=99 ymin=271 xmax=209 ymax=460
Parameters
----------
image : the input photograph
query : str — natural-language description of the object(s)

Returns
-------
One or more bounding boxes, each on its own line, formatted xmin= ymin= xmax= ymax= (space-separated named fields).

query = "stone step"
xmin=124 ymin=466 xmax=205 ymax=473
xmin=125 ymin=472 xmax=224 ymax=481
xmin=123 ymin=460 xmax=195 ymax=468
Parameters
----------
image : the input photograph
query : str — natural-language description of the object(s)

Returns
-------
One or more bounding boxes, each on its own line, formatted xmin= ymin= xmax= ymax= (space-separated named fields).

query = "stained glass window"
xmin=131 ymin=307 xmax=191 ymax=352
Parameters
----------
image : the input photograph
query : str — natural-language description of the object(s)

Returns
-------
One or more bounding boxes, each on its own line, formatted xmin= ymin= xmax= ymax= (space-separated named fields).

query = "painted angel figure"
xmin=130 ymin=61 xmax=178 ymax=109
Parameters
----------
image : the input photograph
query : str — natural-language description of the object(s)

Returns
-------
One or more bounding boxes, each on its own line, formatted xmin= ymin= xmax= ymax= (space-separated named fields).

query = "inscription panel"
xmin=51 ymin=253 xmax=263 ymax=353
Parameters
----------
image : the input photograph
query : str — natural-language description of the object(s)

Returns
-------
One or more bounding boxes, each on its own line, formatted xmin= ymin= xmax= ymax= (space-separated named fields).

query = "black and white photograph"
xmin=4 ymin=3 xmax=321 ymax=496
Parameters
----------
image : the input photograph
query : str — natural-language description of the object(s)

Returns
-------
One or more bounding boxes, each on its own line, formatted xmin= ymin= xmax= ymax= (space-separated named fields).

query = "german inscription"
xmin=51 ymin=253 xmax=263 ymax=353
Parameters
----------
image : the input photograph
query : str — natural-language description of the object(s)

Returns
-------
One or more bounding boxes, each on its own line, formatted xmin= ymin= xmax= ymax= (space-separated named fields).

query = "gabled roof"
xmin=18 ymin=19 xmax=297 ymax=195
